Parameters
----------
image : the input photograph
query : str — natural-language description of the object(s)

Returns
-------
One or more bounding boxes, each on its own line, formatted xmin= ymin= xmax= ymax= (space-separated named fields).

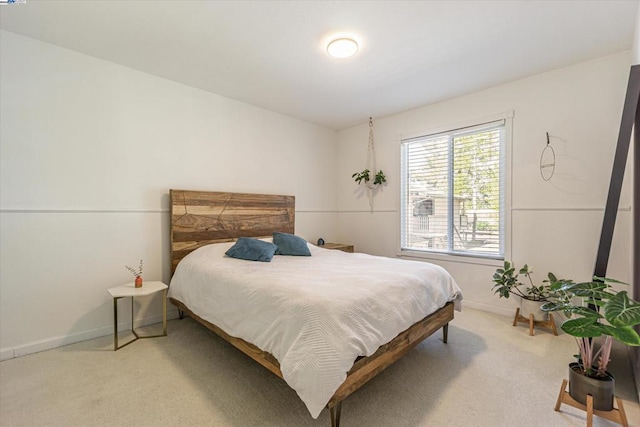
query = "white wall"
xmin=337 ymin=51 xmax=634 ymax=316
xmin=0 ymin=31 xmax=339 ymax=359
xmin=1 ymin=29 xmax=635 ymax=360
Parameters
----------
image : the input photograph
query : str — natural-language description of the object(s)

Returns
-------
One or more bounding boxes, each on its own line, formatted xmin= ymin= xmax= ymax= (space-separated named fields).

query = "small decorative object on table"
xmin=317 ymin=238 xmax=325 ymax=246
xmin=125 ymin=259 xmax=143 ymax=288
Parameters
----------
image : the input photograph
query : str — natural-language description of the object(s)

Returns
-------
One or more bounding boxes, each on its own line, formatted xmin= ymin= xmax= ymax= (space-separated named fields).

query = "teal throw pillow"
xmin=273 ymin=232 xmax=311 ymax=256
xmin=225 ymin=238 xmax=278 ymax=262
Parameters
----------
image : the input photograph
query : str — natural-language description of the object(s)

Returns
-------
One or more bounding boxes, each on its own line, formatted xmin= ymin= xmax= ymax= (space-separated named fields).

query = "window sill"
xmin=396 ymin=249 xmax=504 ymax=267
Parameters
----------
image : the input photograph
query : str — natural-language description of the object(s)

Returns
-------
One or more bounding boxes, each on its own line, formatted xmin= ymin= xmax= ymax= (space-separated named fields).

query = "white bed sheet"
xmin=168 ymin=242 xmax=462 ymax=418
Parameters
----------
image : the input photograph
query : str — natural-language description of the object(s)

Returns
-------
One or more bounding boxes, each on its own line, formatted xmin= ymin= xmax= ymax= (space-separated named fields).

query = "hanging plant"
xmin=352 ymin=169 xmax=386 ymax=186
xmin=352 ymin=117 xmax=386 ymax=211
xmin=352 ymin=169 xmax=371 ymax=185
xmin=373 ymin=170 xmax=386 ymax=186
xmin=352 ymin=117 xmax=387 ymax=187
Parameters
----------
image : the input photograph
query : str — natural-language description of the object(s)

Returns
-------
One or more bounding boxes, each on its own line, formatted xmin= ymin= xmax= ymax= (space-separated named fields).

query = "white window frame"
xmin=397 ymin=112 xmax=513 ymax=266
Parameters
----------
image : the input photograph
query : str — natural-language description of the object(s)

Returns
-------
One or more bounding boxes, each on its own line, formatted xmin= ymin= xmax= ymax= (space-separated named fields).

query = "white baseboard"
xmin=0 ymin=308 xmax=180 ymax=361
xmin=462 ymin=300 xmax=514 ymax=318
xmin=0 ymin=347 xmax=15 ymax=361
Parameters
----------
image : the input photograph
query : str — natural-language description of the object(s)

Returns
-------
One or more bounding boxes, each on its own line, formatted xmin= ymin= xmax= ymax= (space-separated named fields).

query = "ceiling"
xmin=1 ymin=1 xmax=637 ymax=130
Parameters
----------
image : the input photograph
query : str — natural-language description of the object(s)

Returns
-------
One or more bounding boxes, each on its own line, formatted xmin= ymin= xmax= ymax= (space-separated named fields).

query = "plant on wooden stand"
xmin=541 ymin=277 xmax=640 ymax=410
xmin=492 ymin=260 xmax=563 ymax=321
xmin=125 ymin=259 xmax=143 ymax=288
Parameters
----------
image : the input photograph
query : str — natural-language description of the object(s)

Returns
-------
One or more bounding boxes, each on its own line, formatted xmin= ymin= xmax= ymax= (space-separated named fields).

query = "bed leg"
xmin=330 ymin=401 xmax=342 ymax=427
xmin=442 ymin=323 xmax=449 ymax=343
xmin=178 ymin=309 xmax=184 ymax=320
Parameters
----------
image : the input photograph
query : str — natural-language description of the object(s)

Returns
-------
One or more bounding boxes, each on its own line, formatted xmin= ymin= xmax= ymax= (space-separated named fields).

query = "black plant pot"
xmin=568 ymin=362 xmax=615 ymax=411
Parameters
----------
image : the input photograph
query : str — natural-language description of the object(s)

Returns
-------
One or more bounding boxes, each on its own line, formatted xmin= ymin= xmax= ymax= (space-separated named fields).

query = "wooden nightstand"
xmin=322 ymin=243 xmax=354 ymax=253
xmin=107 ymin=281 xmax=168 ymax=350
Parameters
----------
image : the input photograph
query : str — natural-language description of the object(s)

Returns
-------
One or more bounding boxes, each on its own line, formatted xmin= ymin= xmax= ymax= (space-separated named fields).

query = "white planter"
xmin=520 ymin=298 xmax=548 ymax=322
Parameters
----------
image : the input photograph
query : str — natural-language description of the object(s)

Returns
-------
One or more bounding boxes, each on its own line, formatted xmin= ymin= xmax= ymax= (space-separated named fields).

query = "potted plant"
xmin=352 ymin=169 xmax=386 ymax=189
xmin=492 ymin=261 xmax=561 ymax=321
xmin=541 ymin=277 xmax=640 ymax=411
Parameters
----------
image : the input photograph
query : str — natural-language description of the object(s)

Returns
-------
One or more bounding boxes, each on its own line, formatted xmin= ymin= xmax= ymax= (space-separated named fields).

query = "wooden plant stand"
xmin=512 ymin=307 xmax=557 ymax=336
xmin=555 ymin=379 xmax=628 ymax=427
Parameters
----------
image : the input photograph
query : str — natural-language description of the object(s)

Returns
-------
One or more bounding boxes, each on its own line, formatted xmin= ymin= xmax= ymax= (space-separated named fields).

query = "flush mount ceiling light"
xmin=327 ymin=37 xmax=359 ymax=58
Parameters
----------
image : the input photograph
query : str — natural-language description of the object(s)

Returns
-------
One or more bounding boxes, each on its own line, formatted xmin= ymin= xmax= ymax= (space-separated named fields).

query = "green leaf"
xmin=577 ymin=290 xmax=616 ymax=301
xmin=555 ymin=281 xmax=579 ymax=292
xmin=608 ymin=325 xmax=640 ymax=346
xmin=541 ymin=301 xmax=567 ymax=312
xmin=570 ymin=281 xmax=607 ymax=293
xmin=593 ymin=276 xmax=629 ymax=286
xmin=561 ymin=317 xmax=605 ymax=338
xmin=570 ymin=306 xmax=602 ymax=318
xmin=605 ymin=291 xmax=640 ymax=327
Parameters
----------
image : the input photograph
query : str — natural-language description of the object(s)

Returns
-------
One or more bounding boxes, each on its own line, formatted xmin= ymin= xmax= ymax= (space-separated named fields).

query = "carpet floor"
xmin=1 ymin=307 xmax=638 ymax=426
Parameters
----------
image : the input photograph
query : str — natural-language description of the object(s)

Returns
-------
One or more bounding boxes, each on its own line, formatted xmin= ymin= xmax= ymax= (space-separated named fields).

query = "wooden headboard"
xmin=170 ymin=190 xmax=295 ymax=273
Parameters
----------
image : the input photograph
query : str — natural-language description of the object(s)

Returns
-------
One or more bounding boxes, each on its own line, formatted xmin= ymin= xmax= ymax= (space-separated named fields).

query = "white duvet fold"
xmin=168 ymin=242 xmax=462 ymax=418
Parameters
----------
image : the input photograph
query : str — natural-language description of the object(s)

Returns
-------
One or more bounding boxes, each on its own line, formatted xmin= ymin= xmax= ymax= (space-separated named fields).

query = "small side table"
xmin=322 ymin=243 xmax=354 ymax=253
xmin=108 ymin=281 xmax=168 ymax=351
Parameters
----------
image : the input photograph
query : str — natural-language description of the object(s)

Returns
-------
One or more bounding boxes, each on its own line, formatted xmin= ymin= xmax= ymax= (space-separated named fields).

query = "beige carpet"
xmin=1 ymin=307 xmax=638 ymax=426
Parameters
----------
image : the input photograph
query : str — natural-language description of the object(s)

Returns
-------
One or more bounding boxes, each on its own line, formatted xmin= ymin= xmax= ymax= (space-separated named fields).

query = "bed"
xmin=168 ymin=189 xmax=462 ymax=426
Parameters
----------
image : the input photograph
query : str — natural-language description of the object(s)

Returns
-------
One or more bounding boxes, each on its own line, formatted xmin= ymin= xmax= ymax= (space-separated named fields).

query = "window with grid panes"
xmin=400 ymin=119 xmax=505 ymax=258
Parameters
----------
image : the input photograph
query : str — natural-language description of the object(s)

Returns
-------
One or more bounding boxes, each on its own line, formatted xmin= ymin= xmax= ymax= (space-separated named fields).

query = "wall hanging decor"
xmin=352 ymin=117 xmax=386 ymax=211
xmin=540 ymin=132 xmax=556 ymax=181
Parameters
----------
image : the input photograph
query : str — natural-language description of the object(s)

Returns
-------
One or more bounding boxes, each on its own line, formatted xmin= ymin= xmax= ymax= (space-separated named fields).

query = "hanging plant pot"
xmin=568 ymin=362 xmax=614 ymax=411
xmin=351 ymin=118 xmax=387 ymax=211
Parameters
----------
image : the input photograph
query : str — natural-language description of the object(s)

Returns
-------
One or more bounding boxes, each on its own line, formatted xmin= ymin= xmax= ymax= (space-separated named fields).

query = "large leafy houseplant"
xmin=541 ymin=277 xmax=640 ymax=378
xmin=492 ymin=261 xmax=559 ymax=302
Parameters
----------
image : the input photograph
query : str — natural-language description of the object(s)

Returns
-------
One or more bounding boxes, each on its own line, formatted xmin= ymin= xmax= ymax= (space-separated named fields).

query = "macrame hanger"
xmin=365 ymin=117 xmax=376 ymax=211
xmin=366 ymin=117 xmax=376 ymax=180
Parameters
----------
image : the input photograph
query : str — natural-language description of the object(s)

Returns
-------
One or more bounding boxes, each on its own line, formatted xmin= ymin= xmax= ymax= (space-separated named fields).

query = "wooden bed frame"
xmin=169 ymin=189 xmax=454 ymax=426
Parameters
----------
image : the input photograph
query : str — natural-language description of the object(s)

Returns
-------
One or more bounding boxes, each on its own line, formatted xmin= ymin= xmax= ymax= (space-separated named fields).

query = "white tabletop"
xmin=108 ymin=281 xmax=168 ymax=298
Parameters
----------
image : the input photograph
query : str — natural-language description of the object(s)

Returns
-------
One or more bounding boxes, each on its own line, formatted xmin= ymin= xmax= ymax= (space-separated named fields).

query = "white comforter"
xmin=168 ymin=242 xmax=462 ymax=418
